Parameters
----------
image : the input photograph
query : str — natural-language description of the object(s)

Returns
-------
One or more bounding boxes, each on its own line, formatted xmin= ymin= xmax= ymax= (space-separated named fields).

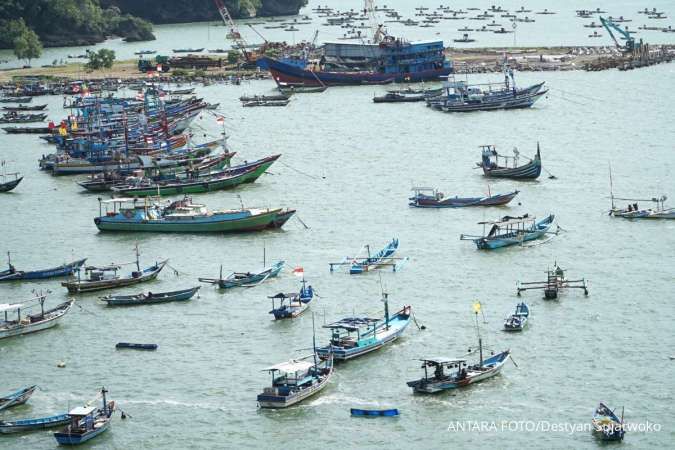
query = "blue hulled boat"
xmin=460 ymin=214 xmax=556 ymax=250
xmin=316 ymin=296 xmax=411 ymax=361
xmin=0 ymin=385 xmax=37 ymax=412
xmin=53 ymin=388 xmax=114 ymax=445
xmin=330 ymin=238 xmax=407 ymax=274
xmin=0 ymin=413 xmax=70 ymax=434
xmin=200 ymin=261 xmax=284 ymax=289
xmin=269 ymin=278 xmax=314 ymax=320
xmin=592 ymin=403 xmax=625 ymax=441
xmin=503 ymin=303 xmax=529 ymax=331
xmin=0 ymin=253 xmax=86 ymax=282
xmin=478 ymin=144 xmax=542 ymax=179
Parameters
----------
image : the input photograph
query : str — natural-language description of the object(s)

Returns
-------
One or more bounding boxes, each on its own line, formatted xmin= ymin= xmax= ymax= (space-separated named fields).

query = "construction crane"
xmin=213 ymin=0 xmax=253 ymax=62
xmin=599 ymin=16 xmax=639 ymax=53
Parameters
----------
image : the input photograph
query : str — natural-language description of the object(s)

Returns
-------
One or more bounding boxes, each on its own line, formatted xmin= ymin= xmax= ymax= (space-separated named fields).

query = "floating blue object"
xmin=350 ymin=408 xmax=400 ymax=417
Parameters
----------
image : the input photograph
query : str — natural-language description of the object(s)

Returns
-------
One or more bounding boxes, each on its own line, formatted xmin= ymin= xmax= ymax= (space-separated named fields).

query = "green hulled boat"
xmin=94 ymin=197 xmax=295 ymax=233
xmin=109 ymin=154 xmax=280 ymax=197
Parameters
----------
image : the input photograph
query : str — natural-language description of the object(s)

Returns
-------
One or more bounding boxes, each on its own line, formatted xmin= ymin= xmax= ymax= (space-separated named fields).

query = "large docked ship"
xmin=258 ymin=3 xmax=453 ymax=87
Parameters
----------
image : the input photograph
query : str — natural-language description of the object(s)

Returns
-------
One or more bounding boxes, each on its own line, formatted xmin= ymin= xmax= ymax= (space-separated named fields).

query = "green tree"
xmin=86 ymin=48 xmax=116 ymax=71
xmin=13 ymin=27 xmax=42 ymax=65
xmin=227 ymin=50 xmax=239 ymax=64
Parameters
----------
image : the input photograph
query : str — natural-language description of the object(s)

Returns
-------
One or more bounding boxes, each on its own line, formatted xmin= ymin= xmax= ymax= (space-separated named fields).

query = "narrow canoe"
xmin=0 ymin=386 xmax=37 ymax=412
xmin=100 ymin=286 xmax=199 ymax=306
xmin=116 ymin=343 xmax=158 ymax=350
xmin=0 ymin=413 xmax=70 ymax=433
xmin=0 ymin=258 xmax=86 ymax=281
xmin=350 ymin=408 xmax=400 ymax=417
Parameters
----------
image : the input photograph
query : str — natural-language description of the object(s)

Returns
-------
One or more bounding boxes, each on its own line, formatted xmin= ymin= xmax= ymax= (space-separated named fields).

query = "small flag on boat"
xmin=145 ymin=136 xmax=154 ymax=145
xmin=293 ymin=267 xmax=304 ymax=278
xmin=216 ymin=116 xmax=225 ymax=125
xmin=473 ymin=301 xmax=481 ymax=314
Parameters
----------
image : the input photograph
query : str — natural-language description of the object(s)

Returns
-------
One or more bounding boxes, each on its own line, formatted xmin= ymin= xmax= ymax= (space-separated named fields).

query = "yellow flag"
xmin=473 ymin=301 xmax=481 ymax=314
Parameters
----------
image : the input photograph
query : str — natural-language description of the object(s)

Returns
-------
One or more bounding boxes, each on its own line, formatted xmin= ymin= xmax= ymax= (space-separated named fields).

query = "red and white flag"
xmin=145 ymin=136 xmax=154 ymax=145
xmin=292 ymin=267 xmax=304 ymax=278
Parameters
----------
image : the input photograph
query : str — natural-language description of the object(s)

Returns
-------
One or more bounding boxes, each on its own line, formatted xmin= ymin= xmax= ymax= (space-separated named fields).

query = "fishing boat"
xmin=2 ymin=104 xmax=47 ymax=111
xmin=100 ymin=286 xmax=199 ymax=306
xmin=0 ymin=386 xmax=37 ymax=412
xmin=0 ymin=253 xmax=86 ymax=281
xmin=517 ymin=263 xmax=588 ymax=299
xmin=242 ymin=99 xmax=290 ymax=107
xmin=350 ymin=408 xmax=399 ymax=417
xmin=257 ymin=318 xmax=334 ymax=408
xmin=329 ymin=238 xmax=408 ymax=274
xmin=95 ymin=197 xmax=295 ymax=233
xmin=62 ymin=246 xmax=166 ymax=293
xmin=453 ymin=33 xmax=476 ymax=42
xmin=592 ymin=403 xmax=625 ymax=441
xmin=0 ymin=96 xmax=32 ymax=103
xmin=373 ymin=92 xmax=427 ymax=103
xmin=0 ymin=413 xmax=70 ymax=434
xmin=3 ymin=126 xmax=51 ymax=134
xmin=407 ymin=302 xmax=510 ymax=393
xmin=239 ymin=94 xmax=289 ymax=102
xmin=200 ymin=261 xmax=284 ymax=289
xmin=109 ymin=154 xmax=279 ymax=196
xmin=115 ymin=342 xmax=158 ymax=350
xmin=0 ymin=113 xmax=47 ymax=123
xmin=503 ymin=303 xmax=529 ymax=331
xmin=0 ymin=295 xmax=74 ymax=339
xmin=461 ymin=214 xmax=556 ymax=250
xmin=277 ymin=83 xmax=327 ymax=95
xmin=53 ymin=388 xmax=114 ymax=445
xmin=0 ymin=171 xmax=22 ymax=192
xmin=609 ymin=195 xmax=675 ymax=219
xmin=269 ymin=278 xmax=314 ymax=320
xmin=409 ymin=187 xmax=518 ymax=208
xmin=172 ymin=48 xmax=204 ymax=53
xmin=478 ymin=144 xmax=542 ymax=179
xmin=316 ymin=296 xmax=411 ymax=361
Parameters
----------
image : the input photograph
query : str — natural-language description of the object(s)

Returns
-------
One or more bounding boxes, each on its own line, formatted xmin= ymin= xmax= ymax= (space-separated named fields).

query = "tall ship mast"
xmin=259 ymin=1 xmax=453 ymax=87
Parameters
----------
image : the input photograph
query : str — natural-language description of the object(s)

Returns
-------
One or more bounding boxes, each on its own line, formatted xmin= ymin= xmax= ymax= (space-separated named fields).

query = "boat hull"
xmin=0 ymin=259 xmax=86 ymax=282
xmin=62 ymin=263 xmax=166 ymax=293
xmin=54 ymin=421 xmax=110 ymax=445
xmin=0 ymin=177 xmax=22 ymax=192
xmin=475 ymin=214 xmax=555 ymax=250
xmin=0 ymin=302 xmax=73 ymax=339
xmin=0 ymin=414 xmax=70 ymax=433
xmin=410 ymin=191 xmax=519 ymax=208
xmin=263 ymin=57 xmax=453 ymax=87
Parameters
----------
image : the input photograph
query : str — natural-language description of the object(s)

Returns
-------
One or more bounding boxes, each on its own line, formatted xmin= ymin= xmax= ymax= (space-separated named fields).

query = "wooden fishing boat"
xmin=409 ymin=187 xmax=518 ymax=208
xmin=3 ymin=126 xmax=51 ymax=134
xmin=316 ymin=297 xmax=411 ymax=361
xmin=0 ymin=253 xmax=86 ymax=281
xmin=95 ymin=197 xmax=295 ymax=233
xmin=277 ymin=83 xmax=327 ymax=94
xmin=53 ymin=388 xmax=114 ymax=445
xmin=239 ymin=94 xmax=289 ymax=102
xmin=609 ymin=194 xmax=675 ymax=219
xmin=0 ymin=113 xmax=47 ymax=123
xmin=0 ymin=386 xmax=37 ymax=412
xmin=592 ymin=403 xmax=625 ymax=441
xmin=0 ymin=412 xmax=70 ymax=434
xmin=109 ymin=154 xmax=279 ymax=196
xmin=329 ymin=238 xmax=408 ymax=274
xmin=172 ymin=48 xmax=204 ymax=53
xmin=0 ymin=296 xmax=74 ymax=339
xmin=373 ymin=92 xmax=426 ymax=103
xmin=269 ymin=278 xmax=314 ymax=319
xmin=503 ymin=303 xmax=529 ymax=331
xmin=478 ymin=144 xmax=542 ymax=179
xmin=350 ymin=408 xmax=399 ymax=417
xmin=407 ymin=303 xmax=510 ymax=393
xmin=165 ymin=87 xmax=195 ymax=95
xmin=2 ymin=104 xmax=47 ymax=111
xmin=0 ymin=96 xmax=32 ymax=103
xmin=439 ymin=89 xmax=546 ymax=111
xmin=0 ymin=172 xmax=22 ymax=192
xmin=517 ymin=263 xmax=588 ymax=299
xmin=115 ymin=342 xmax=158 ymax=350
xmin=242 ymin=99 xmax=290 ymax=107
xmin=100 ymin=286 xmax=199 ymax=306
xmin=460 ymin=214 xmax=556 ymax=250
xmin=200 ymin=261 xmax=284 ymax=289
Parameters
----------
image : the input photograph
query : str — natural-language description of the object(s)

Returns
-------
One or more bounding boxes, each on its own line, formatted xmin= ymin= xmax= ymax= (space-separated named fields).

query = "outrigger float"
xmin=329 ymin=238 xmax=408 ymax=274
xmin=517 ymin=263 xmax=588 ymax=299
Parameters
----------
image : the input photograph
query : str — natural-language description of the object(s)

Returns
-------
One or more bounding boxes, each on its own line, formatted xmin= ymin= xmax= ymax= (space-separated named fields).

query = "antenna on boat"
xmin=609 ymin=162 xmax=615 ymax=212
xmin=312 ymin=312 xmax=318 ymax=368
xmin=263 ymin=241 xmax=266 ymax=267
xmin=134 ymin=243 xmax=140 ymax=272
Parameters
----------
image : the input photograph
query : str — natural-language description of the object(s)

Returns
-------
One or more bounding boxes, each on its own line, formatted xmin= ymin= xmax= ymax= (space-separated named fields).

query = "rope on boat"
xmin=294 ymin=214 xmax=310 ymax=229
xmin=166 ymin=263 xmax=183 ymax=276
xmin=276 ymin=159 xmax=324 ymax=181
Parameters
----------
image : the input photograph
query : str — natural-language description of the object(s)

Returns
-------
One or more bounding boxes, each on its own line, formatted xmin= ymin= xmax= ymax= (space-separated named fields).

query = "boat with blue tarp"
xmin=503 ymin=303 xmax=529 ymax=331
xmin=269 ymin=278 xmax=314 ymax=319
xmin=592 ymin=403 xmax=625 ymax=441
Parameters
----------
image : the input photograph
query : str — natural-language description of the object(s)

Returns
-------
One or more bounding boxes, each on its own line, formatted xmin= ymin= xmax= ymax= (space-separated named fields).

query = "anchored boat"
xmin=95 ymin=197 xmax=295 ymax=233
xmin=409 ymin=187 xmax=518 ymax=208
xmin=517 ymin=263 xmax=588 ymax=299
xmin=269 ymin=277 xmax=314 ymax=319
xmin=53 ymin=388 xmax=115 ymax=445
xmin=460 ymin=214 xmax=556 ymax=250
xmin=329 ymin=238 xmax=408 ymax=274
xmin=0 ymin=386 xmax=37 ymax=412
xmin=503 ymin=303 xmax=529 ymax=331
xmin=0 ymin=252 xmax=86 ymax=282
xmin=0 ymin=295 xmax=73 ymax=339
xmin=316 ymin=295 xmax=411 ymax=361
xmin=0 ymin=413 xmax=70 ymax=434
xmin=100 ymin=286 xmax=199 ymax=306
xmin=592 ymin=403 xmax=625 ymax=441
xmin=478 ymin=144 xmax=542 ymax=179
xmin=200 ymin=261 xmax=284 ymax=289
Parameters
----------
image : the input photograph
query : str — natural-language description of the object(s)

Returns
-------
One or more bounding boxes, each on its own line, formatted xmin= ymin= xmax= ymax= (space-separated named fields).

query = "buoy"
xmin=57 ymin=361 xmax=66 ymax=368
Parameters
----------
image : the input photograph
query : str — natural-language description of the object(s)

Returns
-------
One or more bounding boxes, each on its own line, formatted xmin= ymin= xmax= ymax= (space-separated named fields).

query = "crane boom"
xmin=213 ymin=0 xmax=252 ymax=61
xmin=600 ymin=16 xmax=636 ymax=52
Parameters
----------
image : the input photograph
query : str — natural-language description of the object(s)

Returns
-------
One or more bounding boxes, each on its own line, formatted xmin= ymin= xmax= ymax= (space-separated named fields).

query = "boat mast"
xmin=364 ymin=0 xmax=383 ymax=44
xmin=134 ymin=243 xmax=140 ymax=272
xmin=473 ymin=302 xmax=483 ymax=366
xmin=312 ymin=313 xmax=319 ymax=368
xmin=101 ymin=387 xmax=108 ymax=415
xmin=609 ymin=163 xmax=615 ymax=210
xmin=383 ymin=292 xmax=389 ymax=329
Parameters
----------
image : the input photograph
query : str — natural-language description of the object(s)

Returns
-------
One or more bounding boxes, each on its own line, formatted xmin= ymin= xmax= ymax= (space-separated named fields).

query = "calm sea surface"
xmin=1 ymin=2 xmax=675 ymax=450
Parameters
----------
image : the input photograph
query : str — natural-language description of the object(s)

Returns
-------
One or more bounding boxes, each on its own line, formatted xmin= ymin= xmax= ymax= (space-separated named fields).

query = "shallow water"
xmin=1 ymin=12 xmax=675 ymax=450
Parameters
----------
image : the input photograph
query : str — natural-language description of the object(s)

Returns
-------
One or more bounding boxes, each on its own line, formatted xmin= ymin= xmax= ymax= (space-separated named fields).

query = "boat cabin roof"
xmin=420 ymin=357 xmax=466 ymax=365
xmin=0 ymin=303 xmax=22 ymax=313
xmin=85 ymin=265 xmax=121 ymax=271
xmin=323 ymin=317 xmax=380 ymax=331
xmin=100 ymin=197 xmax=139 ymax=204
xmin=264 ymin=359 xmax=313 ymax=374
xmin=69 ymin=406 xmax=95 ymax=416
xmin=478 ymin=216 xmax=534 ymax=226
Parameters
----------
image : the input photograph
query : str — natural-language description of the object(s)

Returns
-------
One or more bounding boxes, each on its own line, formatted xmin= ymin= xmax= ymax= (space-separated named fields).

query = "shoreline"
xmin=1 ymin=45 xmax=673 ymax=83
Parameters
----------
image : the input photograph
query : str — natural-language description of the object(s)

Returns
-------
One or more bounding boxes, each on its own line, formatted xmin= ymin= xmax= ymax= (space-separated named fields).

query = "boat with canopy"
xmin=0 ymin=294 xmax=73 ymax=339
xmin=477 ymin=144 xmax=542 ymax=179
xmin=460 ymin=214 xmax=556 ymax=249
